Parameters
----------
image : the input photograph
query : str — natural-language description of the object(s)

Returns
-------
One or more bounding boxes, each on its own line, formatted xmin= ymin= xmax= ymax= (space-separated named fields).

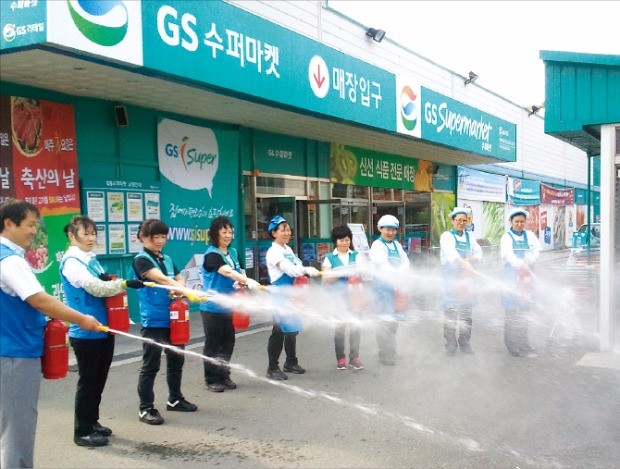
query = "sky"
xmin=328 ymin=1 xmax=620 ymax=109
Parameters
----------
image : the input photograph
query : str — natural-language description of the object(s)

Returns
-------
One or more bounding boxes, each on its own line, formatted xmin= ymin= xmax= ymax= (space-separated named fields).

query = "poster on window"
xmin=0 ymin=95 xmax=80 ymax=300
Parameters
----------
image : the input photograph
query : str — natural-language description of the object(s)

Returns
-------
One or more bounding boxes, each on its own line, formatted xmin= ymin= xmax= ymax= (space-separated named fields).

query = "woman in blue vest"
xmin=265 ymin=215 xmax=320 ymax=380
xmin=322 ymin=225 xmax=364 ymax=371
xmin=439 ymin=208 xmax=483 ymax=356
xmin=60 ymin=216 xmax=144 ymax=447
xmin=500 ymin=208 xmax=541 ymax=357
xmin=368 ymin=215 xmax=410 ymax=366
xmin=201 ymin=216 xmax=259 ymax=392
xmin=132 ymin=219 xmax=198 ymax=426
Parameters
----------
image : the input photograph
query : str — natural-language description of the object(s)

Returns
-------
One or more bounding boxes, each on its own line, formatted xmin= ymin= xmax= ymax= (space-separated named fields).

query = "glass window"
xmin=256 ymin=176 xmax=306 ymax=196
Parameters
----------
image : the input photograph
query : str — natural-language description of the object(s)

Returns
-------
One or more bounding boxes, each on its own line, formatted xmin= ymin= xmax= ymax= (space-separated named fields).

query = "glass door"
xmin=298 ymin=199 xmax=341 ymax=267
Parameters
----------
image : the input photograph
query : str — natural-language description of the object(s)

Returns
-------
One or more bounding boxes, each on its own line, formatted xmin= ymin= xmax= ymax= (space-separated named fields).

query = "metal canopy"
xmin=541 ymin=50 xmax=620 ymax=156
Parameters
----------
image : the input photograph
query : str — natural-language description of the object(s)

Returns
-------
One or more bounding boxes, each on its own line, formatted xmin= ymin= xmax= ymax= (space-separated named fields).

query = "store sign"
xmin=253 ymin=130 xmax=306 ymax=176
xmin=330 ymin=143 xmax=418 ymax=190
xmin=422 ymin=88 xmax=517 ymax=162
xmin=507 ymin=177 xmax=541 ymax=205
xmin=0 ymin=95 xmax=80 ymax=300
xmin=0 ymin=0 xmax=46 ymax=50
xmin=457 ymin=167 xmax=506 ymax=202
xmin=141 ymin=0 xmax=395 ymax=130
xmin=540 ymin=183 xmax=574 ymax=205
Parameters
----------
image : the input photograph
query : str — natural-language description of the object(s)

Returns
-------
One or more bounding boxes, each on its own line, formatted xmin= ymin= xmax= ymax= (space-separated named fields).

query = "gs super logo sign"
xmin=158 ymin=120 xmax=219 ymax=196
xmin=165 ymin=136 xmax=216 ymax=171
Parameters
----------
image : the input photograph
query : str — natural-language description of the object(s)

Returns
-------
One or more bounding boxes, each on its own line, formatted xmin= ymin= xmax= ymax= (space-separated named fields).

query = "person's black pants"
xmin=334 ymin=322 xmax=361 ymax=361
xmin=504 ymin=308 xmax=530 ymax=354
xmin=201 ymin=311 xmax=235 ymax=384
xmin=443 ymin=308 xmax=473 ymax=351
xmin=137 ymin=327 xmax=185 ymax=411
xmin=70 ymin=335 xmax=115 ymax=437
xmin=267 ymin=321 xmax=298 ymax=370
xmin=375 ymin=320 xmax=398 ymax=361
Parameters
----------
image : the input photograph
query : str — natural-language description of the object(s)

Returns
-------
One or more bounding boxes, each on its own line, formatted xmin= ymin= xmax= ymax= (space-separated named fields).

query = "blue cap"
xmin=268 ymin=215 xmax=287 ymax=233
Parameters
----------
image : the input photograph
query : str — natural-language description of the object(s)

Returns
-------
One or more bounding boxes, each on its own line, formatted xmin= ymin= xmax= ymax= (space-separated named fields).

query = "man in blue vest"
xmin=0 ymin=200 xmax=100 ymax=468
xmin=439 ymin=208 xmax=483 ymax=356
xmin=500 ymin=208 xmax=541 ymax=357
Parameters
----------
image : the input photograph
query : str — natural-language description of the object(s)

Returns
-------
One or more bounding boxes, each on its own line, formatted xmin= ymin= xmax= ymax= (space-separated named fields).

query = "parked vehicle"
xmin=568 ymin=223 xmax=600 ymax=265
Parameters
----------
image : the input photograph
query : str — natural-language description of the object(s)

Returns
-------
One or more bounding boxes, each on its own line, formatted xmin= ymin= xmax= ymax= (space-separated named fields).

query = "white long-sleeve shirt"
xmin=61 ymin=246 xmax=123 ymax=297
xmin=439 ymin=230 xmax=483 ymax=265
xmin=369 ymin=238 xmax=409 ymax=272
xmin=500 ymin=229 xmax=541 ymax=269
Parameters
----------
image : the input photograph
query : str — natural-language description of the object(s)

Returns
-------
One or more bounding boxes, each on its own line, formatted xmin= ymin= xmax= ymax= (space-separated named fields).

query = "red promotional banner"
xmin=1 ymin=96 xmax=79 ymax=215
xmin=540 ymin=183 xmax=574 ymax=205
xmin=0 ymin=95 xmax=80 ymax=299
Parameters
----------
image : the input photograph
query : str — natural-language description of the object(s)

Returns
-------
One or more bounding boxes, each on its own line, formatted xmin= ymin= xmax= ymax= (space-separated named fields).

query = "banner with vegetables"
xmin=0 ymin=95 xmax=80 ymax=300
xmin=431 ymin=192 xmax=456 ymax=246
xmin=481 ymin=202 xmax=505 ymax=245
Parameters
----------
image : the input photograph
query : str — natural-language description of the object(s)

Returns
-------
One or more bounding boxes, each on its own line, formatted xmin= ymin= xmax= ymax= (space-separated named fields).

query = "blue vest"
xmin=442 ymin=230 xmax=474 ymax=309
xmin=60 ymin=255 xmax=108 ymax=340
xmin=200 ymin=245 xmax=241 ymax=314
xmin=501 ymin=229 xmax=535 ymax=309
xmin=0 ymin=244 xmax=46 ymax=358
xmin=507 ymin=230 xmax=530 ymax=260
xmin=270 ymin=250 xmax=298 ymax=287
xmin=443 ymin=230 xmax=472 ymax=276
xmin=325 ymin=251 xmax=358 ymax=285
xmin=381 ymin=239 xmax=403 ymax=269
xmin=134 ymin=250 xmax=175 ymax=328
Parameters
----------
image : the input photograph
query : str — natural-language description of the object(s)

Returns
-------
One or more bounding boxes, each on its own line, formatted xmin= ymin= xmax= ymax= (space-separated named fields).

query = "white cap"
xmin=377 ymin=214 xmax=399 ymax=229
xmin=508 ymin=208 xmax=529 ymax=220
xmin=449 ymin=207 xmax=470 ymax=219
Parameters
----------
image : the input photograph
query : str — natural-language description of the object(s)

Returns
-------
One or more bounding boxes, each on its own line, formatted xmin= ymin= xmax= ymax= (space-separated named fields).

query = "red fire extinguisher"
xmin=294 ymin=276 xmax=309 ymax=287
xmin=393 ymin=289 xmax=408 ymax=313
xmin=232 ymin=289 xmax=250 ymax=331
xmin=347 ymin=276 xmax=365 ymax=312
xmin=42 ymin=319 xmax=69 ymax=379
xmin=104 ymin=274 xmax=130 ymax=333
xmin=170 ymin=298 xmax=190 ymax=345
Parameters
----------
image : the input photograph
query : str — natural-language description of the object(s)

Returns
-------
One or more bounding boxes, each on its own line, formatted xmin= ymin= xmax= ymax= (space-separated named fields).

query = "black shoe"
xmin=379 ymin=356 xmax=396 ymax=366
xmin=74 ymin=432 xmax=109 ymax=447
xmin=508 ymin=350 xmax=524 ymax=357
xmin=459 ymin=345 xmax=475 ymax=355
xmin=139 ymin=408 xmax=164 ymax=425
xmin=283 ymin=363 xmax=306 ymax=374
xmin=206 ymin=383 xmax=226 ymax=393
xmin=167 ymin=398 xmax=198 ymax=412
xmin=221 ymin=378 xmax=237 ymax=390
xmin=92 ymin=422 xmax=112 ymax=437
xmin=267 ymin=368 xmax=288 ymax=380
